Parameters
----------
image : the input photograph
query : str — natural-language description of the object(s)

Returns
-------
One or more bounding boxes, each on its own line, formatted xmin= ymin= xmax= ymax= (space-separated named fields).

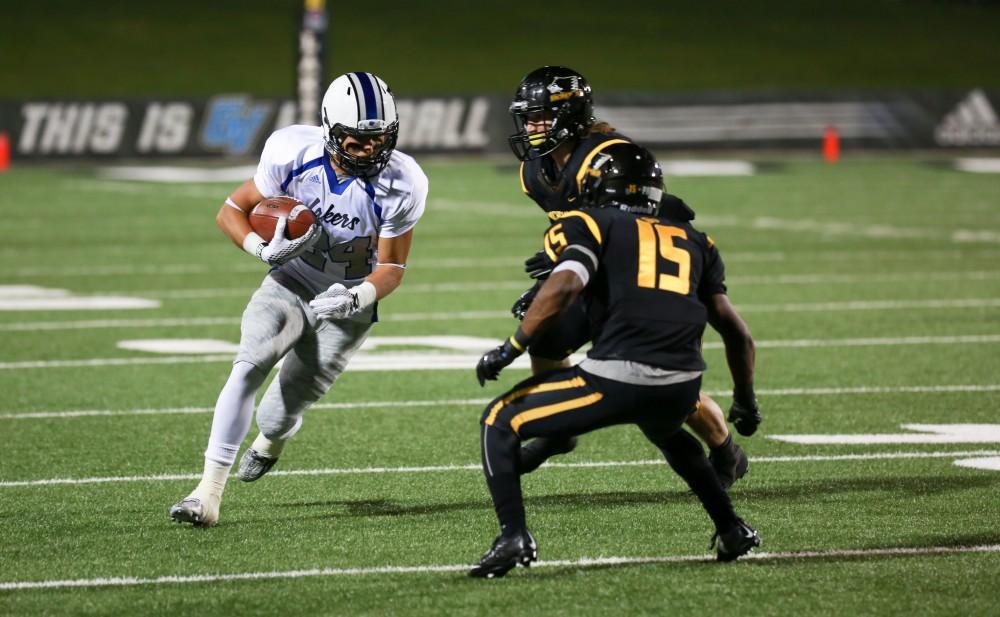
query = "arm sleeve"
xmin=698 ymin=234 xmax=728 ymax=302
xmin=379 ymin=166 xmax=428 ymax=238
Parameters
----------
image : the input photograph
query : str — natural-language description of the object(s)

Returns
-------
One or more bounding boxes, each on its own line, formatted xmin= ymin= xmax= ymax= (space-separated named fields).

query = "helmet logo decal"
xmin=546 ymin=75 xmax=580 ymax=94
xmin=547 ymin=76 xmax=582 ymax=102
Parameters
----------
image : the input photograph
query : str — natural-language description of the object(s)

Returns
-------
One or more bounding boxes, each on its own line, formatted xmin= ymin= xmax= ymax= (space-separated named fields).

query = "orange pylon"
xmin=0 ymin=132 xmax=9 ymax=172
xmin=823 ymin=125 xmax=840 ymax=163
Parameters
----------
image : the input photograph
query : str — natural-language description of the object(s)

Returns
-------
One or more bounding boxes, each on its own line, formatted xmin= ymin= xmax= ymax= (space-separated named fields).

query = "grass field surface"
xmin=1 ymin=156 xmax=999 ymax=615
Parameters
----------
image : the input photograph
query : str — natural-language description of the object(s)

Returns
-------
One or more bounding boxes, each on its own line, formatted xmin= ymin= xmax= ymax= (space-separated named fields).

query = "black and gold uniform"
xmin=486 ymin=206 xmax=724 ymax=439
xmin=516 ymin=132 xmax=632 ymax=360
xmin=519 ymin=132 xmax=631 ymax=213
xmin=551 ymin=208 xmax=725 ymax=370
xmin=470 ymin=142 xmax=758 ymax=578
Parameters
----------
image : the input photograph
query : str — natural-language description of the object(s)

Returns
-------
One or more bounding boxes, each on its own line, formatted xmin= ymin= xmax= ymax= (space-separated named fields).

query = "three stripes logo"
xmin=935 ymin=89 xmax=1000 ymax=146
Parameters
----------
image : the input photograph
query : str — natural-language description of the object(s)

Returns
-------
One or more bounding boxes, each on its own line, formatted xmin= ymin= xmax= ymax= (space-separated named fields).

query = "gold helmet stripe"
xmin=574 ymin=138 xmax=631 ymax=193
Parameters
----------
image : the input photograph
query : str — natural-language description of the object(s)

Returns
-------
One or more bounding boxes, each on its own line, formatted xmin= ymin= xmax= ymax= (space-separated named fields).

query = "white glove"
xmin=243 ymin=217 xmax=321 ymax=266
xmin=309 ymin=281 xmax=377 ymax=320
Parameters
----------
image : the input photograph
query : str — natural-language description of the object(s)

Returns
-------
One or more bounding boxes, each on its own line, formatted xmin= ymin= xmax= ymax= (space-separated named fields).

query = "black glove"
xmin=476 ymin=339 xmax=522 ymax=386
xmin=524 ymin=250 xmax=555 ymax=280
xmin=728 ymin=384 xmax=761 ymax=436
xmin=510 ymin=282 xmax=542 ymax=320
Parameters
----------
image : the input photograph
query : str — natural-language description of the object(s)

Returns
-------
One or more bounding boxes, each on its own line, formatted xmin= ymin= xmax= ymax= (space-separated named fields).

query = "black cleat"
xmin=710 ymin=442 xmax=750 ymax=490
xmin=520 ymin=436 xmax=578 ymax=474
xmin=712 ymin=519 xmax=761 ymax=562
xmin=728 ymin=401 xmax=762 ymax=437
xmin=469 ymin=530 xmax=538 ymax=578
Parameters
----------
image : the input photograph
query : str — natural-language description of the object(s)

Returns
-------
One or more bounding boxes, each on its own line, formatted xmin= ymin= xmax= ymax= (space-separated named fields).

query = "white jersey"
xmin=252 ymin=124 xmax=428 ymax=302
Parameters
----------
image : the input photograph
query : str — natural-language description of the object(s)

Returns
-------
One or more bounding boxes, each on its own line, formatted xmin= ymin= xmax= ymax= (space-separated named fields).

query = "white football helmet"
xmin=321 ymin=72 xmax=399 ymax=177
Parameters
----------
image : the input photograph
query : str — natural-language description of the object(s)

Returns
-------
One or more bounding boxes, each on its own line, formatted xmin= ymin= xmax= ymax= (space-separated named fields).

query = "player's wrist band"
xmin=352 ymin=281 xmax=378 ymax=310
xmin=243 ymin=231 xmax=267 ymax=261
xmin=508 ymin=326 xmax=533 ymax=354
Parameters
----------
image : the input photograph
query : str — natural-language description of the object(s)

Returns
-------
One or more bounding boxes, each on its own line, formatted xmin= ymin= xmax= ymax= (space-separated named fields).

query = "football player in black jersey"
xmin=469 ymin=143 xmax=760 ymax=578
xmin=505 ymin=66 xmax=758 ymax=488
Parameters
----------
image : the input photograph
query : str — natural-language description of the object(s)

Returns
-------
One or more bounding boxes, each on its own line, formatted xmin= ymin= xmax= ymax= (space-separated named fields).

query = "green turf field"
xmin=1 ymin=156 xmax=1000 ymax=615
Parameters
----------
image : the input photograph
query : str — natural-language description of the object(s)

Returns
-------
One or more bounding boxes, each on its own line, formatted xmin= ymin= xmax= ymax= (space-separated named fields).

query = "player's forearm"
xmin=717 ymin=314 xmax=755 ymax=388
xmin=707 ymin=294 xmax=756 ymax=389
xmin=723 ymin=334 xmax=755 ymax=390
xmin=365 ymin=264 xmax=406 ymax=300
xmin=521 ymin=270 xmax=582 ymax=338
xmin=216 ymin=203 xmax=254 ymax=249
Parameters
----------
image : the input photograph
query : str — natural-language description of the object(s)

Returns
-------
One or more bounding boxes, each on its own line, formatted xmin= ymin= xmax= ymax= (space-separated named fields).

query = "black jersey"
xmin=519 ymin=132 xmax=631 ymax=213
xmin=542 ymin=208 xmax=727 ymax=371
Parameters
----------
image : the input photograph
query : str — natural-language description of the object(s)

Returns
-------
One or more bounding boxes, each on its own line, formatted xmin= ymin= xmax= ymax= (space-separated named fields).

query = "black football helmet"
xmin=508 ymin=66 xmax=594 ymax=161
xmin=578 ymin=142 xmax=664 ymax=216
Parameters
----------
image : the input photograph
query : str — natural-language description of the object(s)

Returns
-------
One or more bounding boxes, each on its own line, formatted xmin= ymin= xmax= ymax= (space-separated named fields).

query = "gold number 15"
xmin=636 ymin=218 xmax=690 ymax=294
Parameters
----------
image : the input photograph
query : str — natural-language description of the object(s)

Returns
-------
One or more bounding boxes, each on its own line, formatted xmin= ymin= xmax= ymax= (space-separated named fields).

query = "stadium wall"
xmin=2 ymin=89 xmax=999 ymax=160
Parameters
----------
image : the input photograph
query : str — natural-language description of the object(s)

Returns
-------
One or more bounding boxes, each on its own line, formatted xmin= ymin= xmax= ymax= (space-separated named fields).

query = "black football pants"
xmin=479 ymin=366 xmax=739 ymax=536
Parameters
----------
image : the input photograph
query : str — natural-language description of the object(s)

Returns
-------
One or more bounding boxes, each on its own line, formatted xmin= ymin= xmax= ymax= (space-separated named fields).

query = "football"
xmin=249 ymin=197 xmax=317 ymax=242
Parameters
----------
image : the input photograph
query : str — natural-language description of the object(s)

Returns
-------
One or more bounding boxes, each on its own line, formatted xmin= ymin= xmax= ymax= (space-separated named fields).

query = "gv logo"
xmin=201 ymin=96 xmax=272 ymax=155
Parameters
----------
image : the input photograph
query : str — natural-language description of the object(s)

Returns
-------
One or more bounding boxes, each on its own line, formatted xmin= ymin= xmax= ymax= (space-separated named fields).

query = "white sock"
xmin=204 ymin=361 xmax=267 ymax=466
xmin=191 ymin=459 xmax=231 ymax=502
xmin=250 ymin=433 xmax=285 ymax=459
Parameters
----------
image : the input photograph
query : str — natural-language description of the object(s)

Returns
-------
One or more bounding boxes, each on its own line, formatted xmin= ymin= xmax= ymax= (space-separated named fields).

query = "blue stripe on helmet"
xmin=354 ymin=72 xmax=379 ymax=121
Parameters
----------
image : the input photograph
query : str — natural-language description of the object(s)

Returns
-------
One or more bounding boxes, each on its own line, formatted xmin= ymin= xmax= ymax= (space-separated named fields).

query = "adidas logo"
xmin=307 ymin=174 xmax=321 ymax=184
xmin=935 ymin=89 xmax=1000 ymax=146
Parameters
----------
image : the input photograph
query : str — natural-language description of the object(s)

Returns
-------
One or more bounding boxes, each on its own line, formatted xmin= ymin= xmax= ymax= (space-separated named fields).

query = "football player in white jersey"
xmin=170 ymin=72 xmax=428 ymax=527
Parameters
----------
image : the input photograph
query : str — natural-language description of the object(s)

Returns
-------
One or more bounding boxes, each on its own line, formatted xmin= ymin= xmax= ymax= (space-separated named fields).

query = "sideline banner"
xmin=0 ymin=96 xmax=494 ymax=159
xmin=1 ymin=89 xmax=997 ymax=160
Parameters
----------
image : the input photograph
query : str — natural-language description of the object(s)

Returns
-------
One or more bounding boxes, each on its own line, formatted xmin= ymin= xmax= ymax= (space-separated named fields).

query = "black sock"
xmin=481 ymin=424 xmax=526 ymax=536
xmin=660 ymin=430 xmax=738 ymax=532
xmin=709 ymin=433 xmax=734 ymax=456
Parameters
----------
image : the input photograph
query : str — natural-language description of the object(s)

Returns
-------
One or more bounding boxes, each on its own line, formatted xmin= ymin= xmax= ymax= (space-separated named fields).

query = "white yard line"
xmin=2 ymin=450 xmax=998 ymax=488
xmin=735 ymin=298 xmax=1000 ymax=313
xmin=36 ymin=270 xmax=1000 ymax=303
xmin=3 ymin=333 xmax=999 ymax=370
xmin=7 ymin=249 xmax=1000 ymax=279
xmin=2 ymin=383 xmax=999 ymax=420
xmin=4 ymin=296 xmax=1000 ymax=333
xmin=1 ymin=544 xmax=998 ymax=591
xmin=0 ymin=317 xmax=241 ymax=332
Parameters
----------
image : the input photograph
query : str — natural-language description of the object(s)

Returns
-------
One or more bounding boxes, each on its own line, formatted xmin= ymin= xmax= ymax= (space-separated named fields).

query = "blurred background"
xmin=3 ymin=0 xmax=1000 ymax=164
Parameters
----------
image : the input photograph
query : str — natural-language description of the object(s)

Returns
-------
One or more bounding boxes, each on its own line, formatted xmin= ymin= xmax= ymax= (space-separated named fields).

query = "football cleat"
xmin=169 ymin=496 xmax=219 ymax=528
xmin=709 ymin=442 xmax=750 ymax=491
xmin=469 ymin=530 xmax=538 ymax=579
xmin=237 ymin=448 xmax=278 ymax=482
xmin=712 ymin=519 xmax=761 ymax=562
xmin=519 ymin=435 xmax=578 ymax=474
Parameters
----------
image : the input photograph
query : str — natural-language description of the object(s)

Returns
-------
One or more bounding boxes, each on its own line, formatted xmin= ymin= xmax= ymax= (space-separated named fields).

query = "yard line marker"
xmin=0 ymin=317 xmax=239 ymax=332
xmin=735 ymin=298 xmax=1000 ymax=313
xmin=0 ymin=399 xmax=493 ymax=420
xmin=18 ymin=270 xmax=1000 ymax=304
xmin=8 ymin=249 xmax=1000 ymax=278
xmin=4 ymin=332 xmax=1000 ymax=370
xmin=3 ymin=450 xmax=998 ymax=488
xmin=1 ymin=544 xmax=997 ymax=590
xmin=2 ymin=297 xmax=998 ymax=334
xmin=3 ymin=384 xmax=999 ymax=420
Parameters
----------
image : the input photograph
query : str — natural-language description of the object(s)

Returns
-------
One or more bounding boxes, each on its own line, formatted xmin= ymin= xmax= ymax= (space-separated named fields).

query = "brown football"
xmin=248 ymin=197 xmax=317 ymax=242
